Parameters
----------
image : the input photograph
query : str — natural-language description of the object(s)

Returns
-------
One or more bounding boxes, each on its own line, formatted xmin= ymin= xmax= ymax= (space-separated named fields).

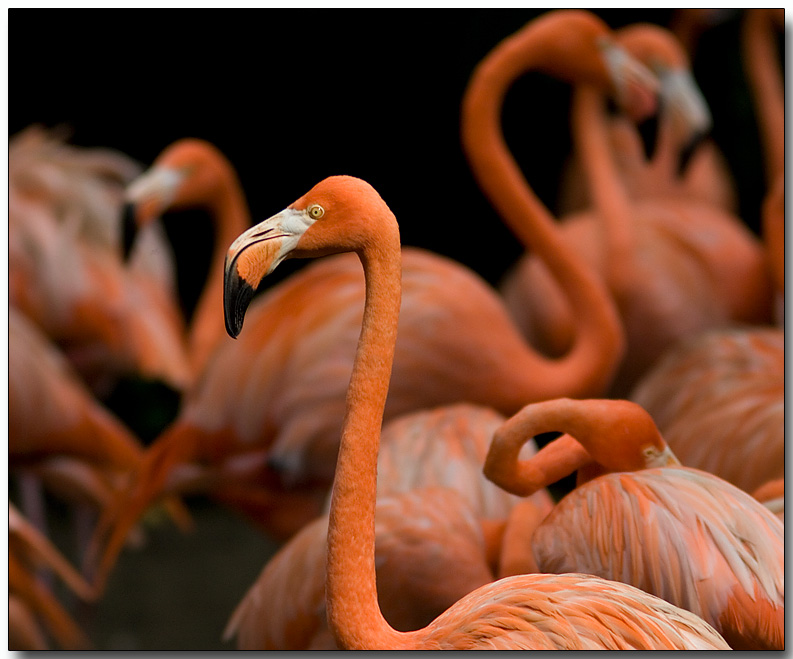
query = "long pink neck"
xmin=484 ymin=399 xmax=593 ymax=497
xmin=743 ymin=9 xmax=784 ymax=182
xmin=572 ymin=85 xmax=637 ymax=293
xmin=188 ymin=172 xmax=250 ymax=377
xmin=461 ymin=22 xmax=624 ymax=400
xmin=324 ymin=223 xmax=415 ymax=649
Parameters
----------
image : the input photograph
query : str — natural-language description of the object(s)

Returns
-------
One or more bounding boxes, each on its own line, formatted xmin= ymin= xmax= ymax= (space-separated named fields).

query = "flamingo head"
xmin=574 ymin=399 xmax=680 ymax=472
xmin=617 ymin=24 xmax=712 ymax=159
xmin=224 ymin=175 xmax=395 ymax=338
xmin=121 ymin=139 xmax=233 ymax=258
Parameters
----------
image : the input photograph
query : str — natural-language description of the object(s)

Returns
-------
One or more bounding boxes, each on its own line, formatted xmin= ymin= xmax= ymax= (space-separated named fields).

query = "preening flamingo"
xmin=9 ymin=504 xmax=96 ymax=650
xmin=224 ymin=487 xmax=495 ymax=650
xmin=223 ymin=174 xmax=728 ymax=650
xmin=484 ymin=18 xmax=773 ymax=394
xmin=484 ymin=398 xmax=784 ymax=650
xmin=9 ymin=128 xmax=190 ymax=394
xmin=630 ymin=326 xmax=784 ymax=494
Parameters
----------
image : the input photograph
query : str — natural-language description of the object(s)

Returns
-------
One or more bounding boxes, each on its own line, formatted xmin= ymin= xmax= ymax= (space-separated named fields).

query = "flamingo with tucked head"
xmin=484 ymin=397 xmax=784 ymax=649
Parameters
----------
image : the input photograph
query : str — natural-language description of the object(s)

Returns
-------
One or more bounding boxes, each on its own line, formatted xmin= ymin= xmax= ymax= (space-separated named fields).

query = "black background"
xmin=10 ymin=9 xmax=772 ymax=296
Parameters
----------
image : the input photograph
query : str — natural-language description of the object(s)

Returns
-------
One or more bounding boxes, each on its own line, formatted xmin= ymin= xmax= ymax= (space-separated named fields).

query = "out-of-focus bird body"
xmin=225 ymin=488 xmax=495 ymax=650
xmin=630 ymin=327 xmax=783 ymax=493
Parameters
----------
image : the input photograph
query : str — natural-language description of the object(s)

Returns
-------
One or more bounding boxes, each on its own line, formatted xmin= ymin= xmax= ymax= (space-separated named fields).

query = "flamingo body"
xmin=532 ymin=466 xmax=784 ymax=649
xmin=630 ymin=327 xmax=783 ymax=493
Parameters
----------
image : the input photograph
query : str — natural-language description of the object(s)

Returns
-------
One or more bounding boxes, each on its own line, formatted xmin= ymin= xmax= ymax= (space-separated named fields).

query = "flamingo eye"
xmin=307 ymin=204 xmax=325 ymax=219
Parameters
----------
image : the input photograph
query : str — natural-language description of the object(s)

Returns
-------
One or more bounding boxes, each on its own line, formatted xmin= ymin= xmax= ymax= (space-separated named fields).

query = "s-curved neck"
xmin=461 ymin=20 xmax=624 ymax=399
xmin=188 ymin=169 xmax=251 ymax=377
xmin=324 ymin=222 xmax=415 ymax=649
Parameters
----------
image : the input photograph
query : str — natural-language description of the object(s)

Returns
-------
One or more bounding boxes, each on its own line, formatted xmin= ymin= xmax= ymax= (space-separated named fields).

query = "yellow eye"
xmin=307 ymin=204 xmax=325 ymax=219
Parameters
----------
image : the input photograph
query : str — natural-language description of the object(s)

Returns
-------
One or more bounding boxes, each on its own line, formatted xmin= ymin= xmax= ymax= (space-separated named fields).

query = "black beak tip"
xmin=121 ymin=203 xmax=137 ymax=261
xmin=223 ymin=268 xmax=256 ymax=339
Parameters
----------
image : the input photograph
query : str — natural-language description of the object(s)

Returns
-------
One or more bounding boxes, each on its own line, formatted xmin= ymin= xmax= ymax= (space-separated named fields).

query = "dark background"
xmin=9 ymin=9 xmax=781 ymax=650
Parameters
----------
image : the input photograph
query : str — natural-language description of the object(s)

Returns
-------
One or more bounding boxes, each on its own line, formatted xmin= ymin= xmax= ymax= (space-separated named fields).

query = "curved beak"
xmin=223 ymin=208 xmax=312 ymax=338
xmin=659 ymin=69 xmax=712 ymax=174
xmin=121 ymin=166 xmax=186 ymax=261
xmin=601 ymin=43 xmax=660 ymax=122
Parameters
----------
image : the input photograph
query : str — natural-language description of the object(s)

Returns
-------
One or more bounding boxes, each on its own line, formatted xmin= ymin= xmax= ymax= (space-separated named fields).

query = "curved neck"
xmin=743 ymin=9 xmax=784 ymax=182
xmin=187 ymin=171 xmax=251 ymax=376
xmin=325 ymin=225 xmax=414 ymax=650
xmin=461 ymin=25 xmax=624 ymax=399
xmin=572 ymin=85 xmax=637 ymax=290
xmin=484 ymin=399 xmax=593 ymax=497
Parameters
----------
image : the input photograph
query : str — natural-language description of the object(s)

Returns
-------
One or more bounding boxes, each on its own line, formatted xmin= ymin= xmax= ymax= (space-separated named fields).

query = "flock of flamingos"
xmin=8 ymin=9 xmax=784 ymax=650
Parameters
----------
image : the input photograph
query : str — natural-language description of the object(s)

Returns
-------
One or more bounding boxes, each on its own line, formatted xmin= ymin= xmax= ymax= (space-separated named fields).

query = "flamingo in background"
xmin=487 ymin=21 xmax=773 ymax=394
xmin=9 ymin=128 xmax=190 ymax=395
xmin=557 ymin=22 xmax=738 ymax=217
xmin=629 ymin=326 xmax=783 ymax=495
xmin=743 ymin=8 xmax=785 ymax=313
xmin=223 ymin=174 xmax=728 ymax=650
xmin=224 ymin=487 xmax=495 ymax=650
xmin=121 ymin=139 xmax=251 ymax=380
xmin=484 ymin=397 xmax=784 ymax=649
xmin=88 ymin=13 xmax=654 ymax=590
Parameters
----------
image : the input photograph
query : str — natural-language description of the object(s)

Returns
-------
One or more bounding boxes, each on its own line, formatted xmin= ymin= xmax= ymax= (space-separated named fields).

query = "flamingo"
xmin=484 ymin=397 xmax=784 ymax=650
xmin=743 ymin=8 xmax=785 ymax=314
xmin=89 ymin=13 xmax=655 ymax=589
xmin=629 ymin=326 xmax=783 ymax=495
xmin=557 ymin=23 xmax=738 ymax=217
xmin=224 ymin=487 xmax=495 ymax=650
xmin=9 ymin=504 xmax=96 ymax=650
xmin=222 ymin=174 xmax=728 ymax=650
xmin=9 ymin=128 xmax=190 ymax=395
xmin=121 ymin=139 xmax=251 ymax=380
xmin=481 ymin=18 xmax=774 ymax=394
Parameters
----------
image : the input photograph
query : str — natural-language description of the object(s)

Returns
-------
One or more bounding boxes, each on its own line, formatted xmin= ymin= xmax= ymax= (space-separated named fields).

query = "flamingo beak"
xmin=121 ymin=166 xmax=187 ymax=261
xmin=659 ymin=69 xmax=713 ymax=173
xmin=601 ymin=43 xmax=660 ymax=122
xmin=223 ymin=208 xmax=313 ymax=338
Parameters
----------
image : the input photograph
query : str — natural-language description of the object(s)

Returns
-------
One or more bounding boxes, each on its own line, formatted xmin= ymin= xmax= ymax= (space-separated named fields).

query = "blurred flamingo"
xmin=557 ymin=23 xmax=738 ymax=216
xmin=489 ymin=22 xmax=772 ymax=394
xmin=89 ymin=13 xmax=650 ymax=590
xmin=484 ymin=397 xmax=784 ymax=650
xmin=9 ymin=128 xmax=190 ymax=394
xmin=224 ymin=487 xmax=495 ymax=650
xmin=630 ymin=326 xmax=783 ymax=494
xmin=222 ymin=173 xmax=728 ymax=649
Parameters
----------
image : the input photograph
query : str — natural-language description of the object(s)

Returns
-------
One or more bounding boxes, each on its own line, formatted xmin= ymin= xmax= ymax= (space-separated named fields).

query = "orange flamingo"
xmin=743 ymin=9 xmax=785 ymax=312
xmin=224 ymin=487 xmax=495 ymax=650
xmin=486 ymin=27 xmax=773 ymax=394
xmin=557 ymin=23 xmax=738 ymax=217
xmin=223 ymin=174 xmax=728 ymax=650
xmin=630 ymin=326 xmax=783 ymax=495
xmin=484 ymin=397 xmax=784 ymax=649
xmin=122 ymin=139 xmax=251 ymax=380
xmin=89 ymin=22 xmax=642 ymax=592
xmin=9 ymin=503 xmax=96 ymax=650
xmin=9 ymin=129 xmax=190 ymax=394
